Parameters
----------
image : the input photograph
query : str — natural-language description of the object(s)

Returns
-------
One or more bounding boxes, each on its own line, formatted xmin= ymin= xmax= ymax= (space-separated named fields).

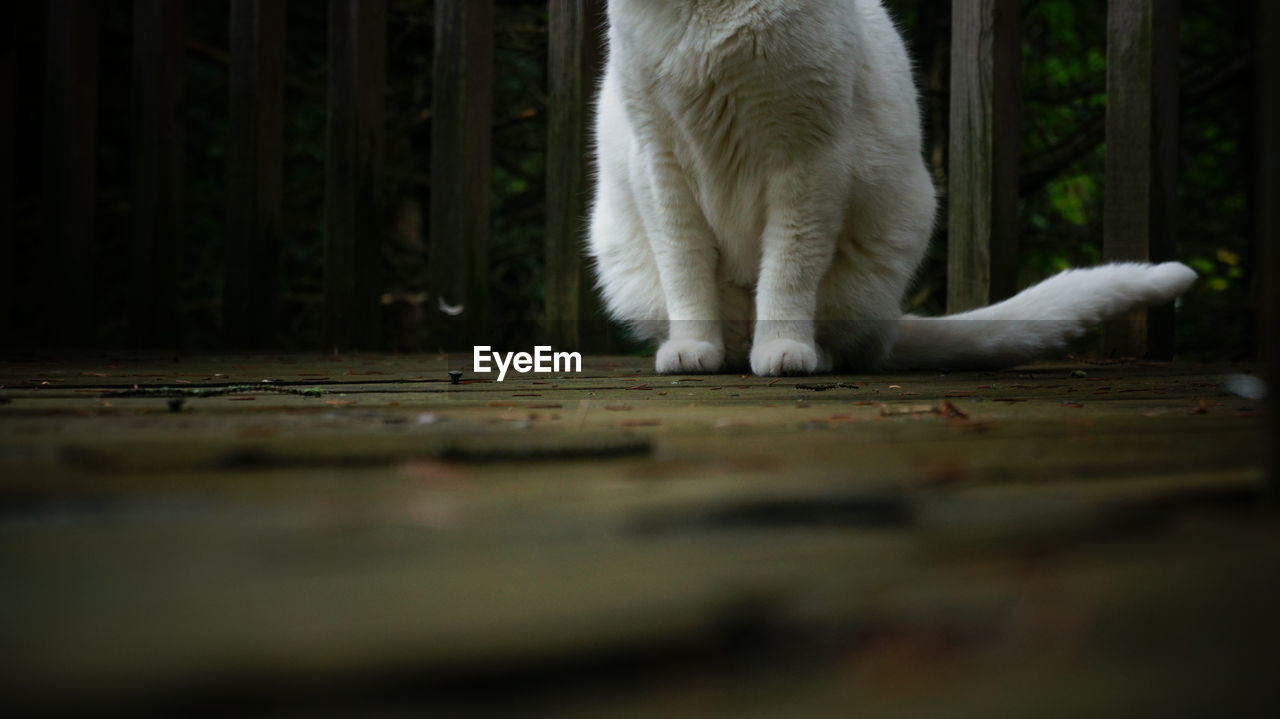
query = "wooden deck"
xmin=2 ymin=354 xmax=1276 ymax=716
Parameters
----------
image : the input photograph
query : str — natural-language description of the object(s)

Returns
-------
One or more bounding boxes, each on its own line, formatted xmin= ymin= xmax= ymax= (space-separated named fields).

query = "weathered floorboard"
xmin=325 ymin=0 xmax=386 ymax=351
xmin=130 ymin=0 xmax=186 ymax=347
xmin=545 ymin=0 xmax=608 ymax=352
xmin=41 ymin=0 xmax=100 ymax=345
xmin=947 ymin=0 xmax=1021 ymax=312
xmin=429 ymin=0 xmax=494 ymax=350
xmin=1103 ymin=0 xmax=1180 ymax=359
xmin=0 ymin=354 xmax=1271 ymax=714
xmin=226 ymin=0 xmax=286 ymax=348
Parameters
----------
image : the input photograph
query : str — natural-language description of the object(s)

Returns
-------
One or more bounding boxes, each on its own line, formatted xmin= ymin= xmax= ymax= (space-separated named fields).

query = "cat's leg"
xmin=815 ymin=252 xmax=912 ymax=370
xmin=817 ymin=165 xmax=936 ymax=370
xmin=588 ymin=156 xmax=667 ymax=347
xmin=750 ymin=170 xmax=842 ymax=376
xmin=641 ymin=150 xmax=725 ymax=374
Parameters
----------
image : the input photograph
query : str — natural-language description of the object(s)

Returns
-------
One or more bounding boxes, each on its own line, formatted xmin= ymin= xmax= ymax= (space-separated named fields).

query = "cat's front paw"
xmin=750 ymin=338 xmax=823 ymax=376
xmin=655 ymin=339 xmax=725 ymax=374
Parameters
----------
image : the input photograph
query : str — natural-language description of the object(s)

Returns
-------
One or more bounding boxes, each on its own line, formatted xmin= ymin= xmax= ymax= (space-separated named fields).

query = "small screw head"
xmin=448 ymin=370 xmax=463 ymax=385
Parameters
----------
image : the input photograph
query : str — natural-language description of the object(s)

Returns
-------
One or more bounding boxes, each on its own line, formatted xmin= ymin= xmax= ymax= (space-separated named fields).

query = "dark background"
xmin=3 ymin=0 xmax=1260 ymax=357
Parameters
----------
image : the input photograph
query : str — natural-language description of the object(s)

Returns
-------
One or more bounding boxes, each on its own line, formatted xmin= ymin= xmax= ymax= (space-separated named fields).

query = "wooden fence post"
xmin=546 ymin=0 xmax=607 ymax=352
xmin=42 ymin=0 xmax=100 ymax=346
xmin=1 ymin=14 xmax=14 ymax=342
xmin=131 ymin=0 xmax=186 ymax=347
xmin=325 ymin=0 xmax=386 ymax=351
xmin=1103 ymin=0 xmax=1180 ymax=359
xmin=947 ymin=0 xmax=1021 ymax=313
xmin=1259 ymin=0 xmax=1280 ymax=502
xmin=429 ymin=0 xmax=494 ymax=351
xmin=226 ymin=0 xmax=285 ymax=348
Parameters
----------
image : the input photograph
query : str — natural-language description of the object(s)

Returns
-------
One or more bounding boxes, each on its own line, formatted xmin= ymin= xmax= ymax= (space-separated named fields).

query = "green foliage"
xmin=1019 ymin=0 xmax=1110 ymax=288
xmin=1012 ymin=0 xmax=1255 ymax=358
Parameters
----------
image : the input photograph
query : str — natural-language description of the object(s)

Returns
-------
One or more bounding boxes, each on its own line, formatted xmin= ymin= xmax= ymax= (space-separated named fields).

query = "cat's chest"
xmin=616 ymin=2 xmax=850 ymax=179
xmin=653 ymin=45 xmax=823 ymax=163
xmin=646 ymin=55 xmax=834 ymax=279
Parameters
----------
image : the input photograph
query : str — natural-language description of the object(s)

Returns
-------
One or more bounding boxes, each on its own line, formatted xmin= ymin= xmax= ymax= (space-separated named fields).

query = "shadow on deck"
xmin=1 ymin=354 xmax=1275 ymax=716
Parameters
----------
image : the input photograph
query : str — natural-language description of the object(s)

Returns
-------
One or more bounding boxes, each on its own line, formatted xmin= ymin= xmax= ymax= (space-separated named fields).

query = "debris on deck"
xmin=1 ymin=354 xmax=1275 ymax=716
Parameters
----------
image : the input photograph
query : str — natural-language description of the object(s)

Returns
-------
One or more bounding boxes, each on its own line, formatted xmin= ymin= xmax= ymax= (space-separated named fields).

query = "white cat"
xmin=587 ymin=0 xmax=1196 ymax=375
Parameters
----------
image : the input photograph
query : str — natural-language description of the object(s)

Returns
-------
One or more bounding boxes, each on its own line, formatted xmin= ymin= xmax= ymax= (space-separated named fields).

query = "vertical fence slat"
xmin=325 ymin=0 xmax=386 ymax=350
xmin=1 ymin=15 xmax=14 ymax=341
xmin=131 ymin=0 xmax=186 ymax=347
xmin=947 ymin=0 xmax=1021 ymax=313
xmin=42 ymin=0 xmax=99 ymax=346
xmin=1104 ymin=0 xmax=1180 ymax=359
xmin=1259 ymin=0 xmax=1280 ymax=501
xmin=226 ymin=0 xmax=285 ymax=348
xmin=546 ymin=0 xmax=606 ymax=352
xmin=429 ymin=0 xmax=494 ymax=350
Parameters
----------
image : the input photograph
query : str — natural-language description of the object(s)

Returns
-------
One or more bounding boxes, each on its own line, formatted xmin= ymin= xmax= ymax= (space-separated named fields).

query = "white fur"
xmin=587 ymin=0 xmax=1196 ymax=375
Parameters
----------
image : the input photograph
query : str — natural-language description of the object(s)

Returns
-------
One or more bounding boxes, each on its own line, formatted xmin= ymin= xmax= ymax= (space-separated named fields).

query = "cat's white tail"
xmin=886 ymin=262 xmax=1198 ymax=370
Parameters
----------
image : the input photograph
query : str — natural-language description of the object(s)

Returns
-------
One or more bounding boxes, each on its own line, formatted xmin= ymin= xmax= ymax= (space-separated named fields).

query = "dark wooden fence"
xmin=2 ymin=0 xmax=1275 ymax=366
xmin=949 ymin=0 xmax=1183 ymax=359
xmin=1260 ymin=0 xmax=1280 ymax=500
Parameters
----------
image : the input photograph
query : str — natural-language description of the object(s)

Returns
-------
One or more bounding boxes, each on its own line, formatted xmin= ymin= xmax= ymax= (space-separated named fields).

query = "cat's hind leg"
xmin=588 ymin=165 xmax=667 ymax=347
xmin=817 ymin=167 xmax=936 ymax=370
xmin=814 ymin=253 xmax=909 ymax=371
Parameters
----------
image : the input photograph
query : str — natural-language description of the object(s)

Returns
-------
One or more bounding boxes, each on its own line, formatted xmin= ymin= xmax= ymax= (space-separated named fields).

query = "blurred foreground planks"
xmin=1 ymin=354 xmax=1276 ymax=717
